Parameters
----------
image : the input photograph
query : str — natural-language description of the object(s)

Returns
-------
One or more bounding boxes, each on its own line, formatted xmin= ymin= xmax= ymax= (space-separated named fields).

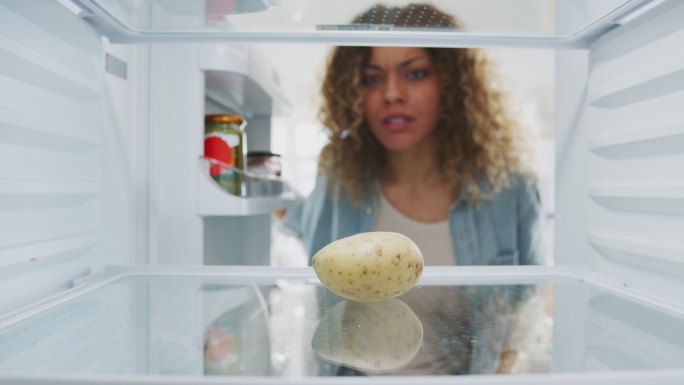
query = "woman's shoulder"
xmin=477 ymin=172 xmax=540 ymax=208
xmin=507 ymin=172 xmax=539 ymax=194
xmin=475 ymin=170 xmax=537 ymax=194
xmin=502 ymin=173 xmax=541 ymax=216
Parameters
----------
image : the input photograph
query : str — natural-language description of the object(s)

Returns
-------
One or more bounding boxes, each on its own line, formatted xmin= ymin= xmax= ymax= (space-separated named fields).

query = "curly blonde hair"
xmin=318 ymin=3 xmax=537 ymax=203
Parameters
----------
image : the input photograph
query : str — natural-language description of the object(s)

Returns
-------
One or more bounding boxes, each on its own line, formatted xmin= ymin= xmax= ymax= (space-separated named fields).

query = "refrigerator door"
xmin=72 ymin=0 xmax=653 ymax=48
xmin=0 ymin=266 xmax=683 ymax=384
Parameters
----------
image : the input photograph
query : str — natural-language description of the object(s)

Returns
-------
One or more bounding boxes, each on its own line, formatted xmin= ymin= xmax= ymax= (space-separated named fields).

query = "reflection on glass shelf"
xmin=312 ymin=298 xmax=423 ymax=374
xmin=202 ymin=284 xmax=270 ymax=376
xmin=312 ymin=284 xmax=551 ymax=376
xmin=0 ymin=274 xmax=683 ymax=378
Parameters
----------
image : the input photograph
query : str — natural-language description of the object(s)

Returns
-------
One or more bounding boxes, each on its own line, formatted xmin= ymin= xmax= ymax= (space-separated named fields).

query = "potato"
xmin=312 ymin=231 xmax=424 ymax=302
xmin=311 ymin=298 xmax=423 ymax=373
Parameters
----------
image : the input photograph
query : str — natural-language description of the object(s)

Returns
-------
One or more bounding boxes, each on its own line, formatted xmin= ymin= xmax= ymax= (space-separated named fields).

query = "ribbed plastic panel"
xmin=0 ymin=0 xmax=105 ymax=311
xmin=556 ymin=0 xmax=684 ymax=306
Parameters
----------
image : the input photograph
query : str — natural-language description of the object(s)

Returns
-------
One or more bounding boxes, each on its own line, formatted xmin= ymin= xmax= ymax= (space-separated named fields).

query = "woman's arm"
xmin=280 ymin=174 xmax=333 ymax=261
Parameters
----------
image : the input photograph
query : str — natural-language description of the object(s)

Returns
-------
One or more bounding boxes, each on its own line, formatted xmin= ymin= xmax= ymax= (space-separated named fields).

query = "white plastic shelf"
xmin=588 ymin=232 xmax=684 ymax=267
xmin=0 ymin=35 xmax=101 ymax=102
xmin=589 ymin=185 xmax=684 ymax=215
xmin=588 ymin=120 xmax=684 ymax=158
xmin=0 ymin=107 xmax=99 ymax=153
xmin=196 ymin=159 xmax=296 ymax=217
xmin=0 ymin=232 xmax=97 ymax=270
xmin=0 ymin=179 xmax=99 ymax=211
xmin=588 ymin=50 xmax=684 ymax=108
xmin=199 ymin=44 xmax=292 ymax=117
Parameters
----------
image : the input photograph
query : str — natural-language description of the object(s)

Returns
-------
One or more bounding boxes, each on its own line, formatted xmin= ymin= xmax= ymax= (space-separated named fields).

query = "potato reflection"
xmin=312 ymin=298 xmax=423 ymax=374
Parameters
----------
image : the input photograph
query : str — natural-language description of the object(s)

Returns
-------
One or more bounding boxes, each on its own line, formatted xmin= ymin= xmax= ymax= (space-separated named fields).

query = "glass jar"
xmin=246 ymin=152 xmax=282 ymax=177
xmin=245 ymin=152 xmax=283 ymax=196
xmin=204 ymin=114 xmax=247 ymax=196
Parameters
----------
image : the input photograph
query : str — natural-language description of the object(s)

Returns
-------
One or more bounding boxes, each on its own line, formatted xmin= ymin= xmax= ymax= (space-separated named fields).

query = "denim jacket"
xmin=282 ymin=173 xmax=543 ymax=267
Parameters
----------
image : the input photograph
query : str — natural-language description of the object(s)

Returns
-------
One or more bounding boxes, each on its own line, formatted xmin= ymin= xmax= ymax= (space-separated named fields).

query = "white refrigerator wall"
xmin=147 ymin=43 xmax=205 ymax=266
xmin=556 ymin=0 xmax=684 ymax=306
xmin=0 ymin=1 xmax=145 ymax=312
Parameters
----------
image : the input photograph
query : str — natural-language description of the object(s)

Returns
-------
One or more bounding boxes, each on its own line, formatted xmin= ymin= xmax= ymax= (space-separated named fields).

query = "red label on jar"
xmin=205 ymin=133 xmax=239 ymax=175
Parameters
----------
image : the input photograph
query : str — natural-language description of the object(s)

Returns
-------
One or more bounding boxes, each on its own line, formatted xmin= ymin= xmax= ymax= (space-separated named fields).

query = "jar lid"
xmin=205 ymin=114 xmax=245 ymax=124
xmin=247 ymin=151 xmax=281 ymax=158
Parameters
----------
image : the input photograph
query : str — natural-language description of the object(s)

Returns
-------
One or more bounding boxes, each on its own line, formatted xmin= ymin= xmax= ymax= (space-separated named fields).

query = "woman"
xmin=282 ymin=4 xmax=546 ymax=374
xmin=283 ymin=3 xmax=543 ymax=269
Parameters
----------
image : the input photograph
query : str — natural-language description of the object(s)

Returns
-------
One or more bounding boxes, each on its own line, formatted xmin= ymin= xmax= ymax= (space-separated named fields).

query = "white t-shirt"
xmin=374 ymin=192 xmax=456 ymax=266
xmin=372 ymin=193 xmax=467 ymax=375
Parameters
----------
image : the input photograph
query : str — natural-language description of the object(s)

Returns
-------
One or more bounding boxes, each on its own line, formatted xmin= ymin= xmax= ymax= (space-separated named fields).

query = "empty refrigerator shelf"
xmin=0 ymin=266 xmax=683 ymax=381
xmin=73 ymin=0 xmax=649 ymax=48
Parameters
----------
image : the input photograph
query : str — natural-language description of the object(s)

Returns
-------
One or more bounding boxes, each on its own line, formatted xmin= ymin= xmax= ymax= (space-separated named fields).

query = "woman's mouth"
xmin=382 ymin=115 xmax=414 ymax=131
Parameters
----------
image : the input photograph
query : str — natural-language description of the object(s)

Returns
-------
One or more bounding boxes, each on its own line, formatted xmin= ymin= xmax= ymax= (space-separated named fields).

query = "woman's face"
xmin=362 ymin=47 xmax=442 ymax=154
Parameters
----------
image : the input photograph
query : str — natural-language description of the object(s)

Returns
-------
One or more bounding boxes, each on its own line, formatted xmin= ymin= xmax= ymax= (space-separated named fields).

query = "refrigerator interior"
xmin=1 ymin=0 xmax=683 ymax=383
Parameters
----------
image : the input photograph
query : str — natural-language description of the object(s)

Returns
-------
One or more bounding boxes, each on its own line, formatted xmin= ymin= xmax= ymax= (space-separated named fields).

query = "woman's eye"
xmin=362 ymin=74 xmax=383 ymax=86
xmin=406 ymin=69 xmax=428 ymax=80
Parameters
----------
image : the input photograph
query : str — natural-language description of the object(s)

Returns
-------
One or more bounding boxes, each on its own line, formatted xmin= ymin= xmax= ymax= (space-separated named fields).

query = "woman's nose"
xmin=383 ymin=75 xmax=405 ymax=104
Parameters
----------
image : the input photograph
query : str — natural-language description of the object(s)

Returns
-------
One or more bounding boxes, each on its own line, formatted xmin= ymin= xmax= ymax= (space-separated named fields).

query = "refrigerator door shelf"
xmin=0 ymin=265 xmax=683 ymax=384
xmin=200 ymin=43 xmax=292 ymax=117
xmin=70 ymin=0 xmax=657 ymax=48
xmin=197 ymin=157 xmax=296 ymax=216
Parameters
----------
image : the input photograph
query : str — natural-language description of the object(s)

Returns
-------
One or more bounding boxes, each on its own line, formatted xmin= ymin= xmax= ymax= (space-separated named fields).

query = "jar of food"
xmin=245 ymin=152 xmax=283 ymax=196
xmin=246 ymin=152 xmax=282 ymax=177
xmin=204 ymin=114 xmax=247 ymax=196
